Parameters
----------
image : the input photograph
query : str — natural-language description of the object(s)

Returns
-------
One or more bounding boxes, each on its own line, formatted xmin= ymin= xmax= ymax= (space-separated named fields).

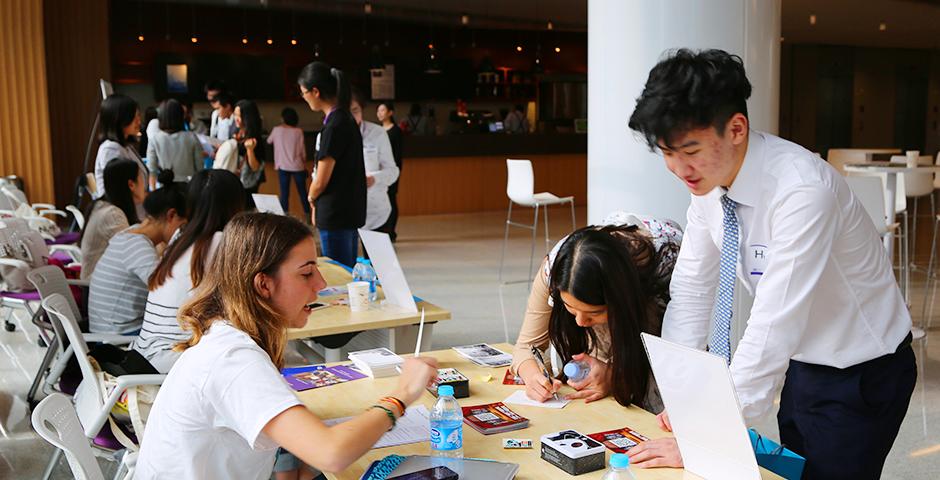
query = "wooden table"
xmin=288 ymin=258 xmax=452 ymax=361
xmin=298 ymin=344 xmax=784 ymax=480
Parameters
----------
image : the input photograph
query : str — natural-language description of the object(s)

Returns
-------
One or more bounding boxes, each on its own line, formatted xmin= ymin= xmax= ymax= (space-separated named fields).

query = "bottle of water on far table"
xmin=351 ymin=257 xmax=378 ymax=302
xmin=564 ymin=360 xmax=591 ymax=382
xmin=601 ymin=453 xmax=636 ymax=480
xmin=430 ymin=385 xmax=463 ymax=459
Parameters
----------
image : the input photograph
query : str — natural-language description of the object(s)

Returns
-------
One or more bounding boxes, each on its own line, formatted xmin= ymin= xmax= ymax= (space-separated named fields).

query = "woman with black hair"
xmin=376 ymin=101 xmax=403 ymax=241
xmin=88 ymin=173 xmax=187 ymax=335
xmin=80 ymin=158 xmax=147 ymax=280
xmin=267 ymin=107 xmax=309 ymax=217
xmin=510 ymin=214 xmax=682 ymax=412
xmin=298 ymin=61 xmax=366 ymax=268
xmin=147 ymin=98 xmax=205 ymax=188
xmin=233 ymin=99 xmax=266 ymax=197
xmin=93 ymin=94 xmax=146 ymax=199
xmin=131 ymin=169 xmax=247 ymax=373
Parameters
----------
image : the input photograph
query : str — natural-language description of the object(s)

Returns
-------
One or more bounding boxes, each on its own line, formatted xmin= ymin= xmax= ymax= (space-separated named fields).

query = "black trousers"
xmin=382 ymin=189 xmax=399 ymax=242
xmin=777 ymin=333 xmax=916 ymax=480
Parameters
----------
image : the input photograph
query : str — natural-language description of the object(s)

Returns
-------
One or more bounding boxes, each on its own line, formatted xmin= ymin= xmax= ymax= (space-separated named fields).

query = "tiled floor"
xmin=3 ymin=207 xmax=940 ymax=478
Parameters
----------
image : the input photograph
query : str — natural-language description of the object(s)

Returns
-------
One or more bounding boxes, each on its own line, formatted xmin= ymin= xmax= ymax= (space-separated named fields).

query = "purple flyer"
xmin=282 ymin=364 xmax=367 ymax=391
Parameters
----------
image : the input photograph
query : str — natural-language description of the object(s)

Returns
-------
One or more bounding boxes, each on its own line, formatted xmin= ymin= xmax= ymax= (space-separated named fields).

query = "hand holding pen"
xmin=529 ymin=346 xmax=562 ymax=402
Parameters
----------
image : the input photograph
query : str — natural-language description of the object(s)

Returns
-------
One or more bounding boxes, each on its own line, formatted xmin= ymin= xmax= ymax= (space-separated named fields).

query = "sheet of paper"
xmin=358 ymin=229 xmax=418 ymax=312
xmin=324 ymin=405 xmax=430 ymax=448
xmin=503 ymin=389 xmax=570 ymax=409
xmin=252 ymin=194 xmax=285 ymax=215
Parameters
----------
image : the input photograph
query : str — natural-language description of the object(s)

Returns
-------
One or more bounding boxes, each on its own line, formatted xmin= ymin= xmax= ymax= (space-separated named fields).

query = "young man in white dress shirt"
xmin=624 ymin=49 xmax=915 ymax=479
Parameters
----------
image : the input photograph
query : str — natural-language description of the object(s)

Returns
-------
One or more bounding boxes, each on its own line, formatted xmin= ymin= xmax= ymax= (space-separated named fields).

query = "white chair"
xmin=889 ymin=155 xmax=934 ymax=265
xmin=41 ymin=293 xmax=163 ymax=480
xmin=32 ymin=393 xmax=110 ymax=480
xmin=25 ymin=266 xmax=129 ymax=407
xmin=845 ymin=176 xmax=898 ymax=237
xmin=827 ymin=149 xmax=869 ymax=175
xmin=498 ymin=159 xmax=576 ymax=284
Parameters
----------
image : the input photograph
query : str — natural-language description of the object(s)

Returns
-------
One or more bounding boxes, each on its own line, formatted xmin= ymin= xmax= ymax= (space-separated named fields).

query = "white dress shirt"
xmin=360 ymin=121 xmax=399 ymax=230
xmin=662 ymin=130 xmax=911 ymax=422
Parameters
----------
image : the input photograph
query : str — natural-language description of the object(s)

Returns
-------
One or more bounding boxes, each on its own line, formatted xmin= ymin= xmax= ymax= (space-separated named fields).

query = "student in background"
xmin=80 ymin=159 xmax=147 ymax=280
xmin=350 ymin=89 xmax=398 ymax=235
xmin=134 ymin=213 xmax=438 ymax=479
xmin=511 ymin=214 xmax=680 ymax=412
xmin=268 ymin=107 xmax=309 ymax=217
xmin=376 ymin=101 xmax=403 ymax=242
xmin=213 ymin=94 xmax=237 ymax=142
xmin=147 ymin=99 xmax=204 ymax=188
xmin=93 ymin=94 xmax=146 ymax=199
xmin=88 ymin=172 xmax=186 ymax=335
xmin=131 ymin=169 xmax=247 ymax=373
xmin=205 ymin=80 xmax=225 ymax=137
xmin=234 ymin=99 xmax=266 ymax=199
xmin=138 ymin=105 xmax=159 ymax=158
xmin=504 ymin=104 xmax=530 ymax=134
xmin=298 ymin=61 xmax=366 ymax=268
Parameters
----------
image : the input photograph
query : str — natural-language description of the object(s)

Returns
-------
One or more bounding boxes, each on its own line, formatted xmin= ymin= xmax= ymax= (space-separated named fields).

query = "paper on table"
xmin=252 ymin=194 xmax=285 ymax=215
xmin=503 ymin=389 xmax=570 ymax=409
xmin=324 ymin=405 xmax=431 ymax=448
xmin=358 ymin=229 xmax=418 ymax=312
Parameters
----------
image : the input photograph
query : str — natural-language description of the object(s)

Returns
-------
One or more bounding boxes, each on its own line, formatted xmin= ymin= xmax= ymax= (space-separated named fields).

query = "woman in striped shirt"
xmin=131 ymin=169 xmax=246 ymax=372
xmin=88 ymin=172 xmax=187 ymax=334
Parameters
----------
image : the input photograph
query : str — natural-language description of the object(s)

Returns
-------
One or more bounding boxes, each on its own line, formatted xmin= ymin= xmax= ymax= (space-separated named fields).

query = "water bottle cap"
xmin=362 ymin=259 xmax=372 ymax=265
xmin=437 ymin=385 xmax=455 ymax=397
xmin=356 ymin=257 xmax=365 ymax=263
xmin=610 ymin=453 xmax=630 ymax=468
xmin=563 ymin=362 xmax=582 ymax=378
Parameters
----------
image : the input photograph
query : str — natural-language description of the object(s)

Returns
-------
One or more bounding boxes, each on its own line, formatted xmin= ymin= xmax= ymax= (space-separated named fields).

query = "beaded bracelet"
xmin=369 ymin=404 xmax=397 ymax=430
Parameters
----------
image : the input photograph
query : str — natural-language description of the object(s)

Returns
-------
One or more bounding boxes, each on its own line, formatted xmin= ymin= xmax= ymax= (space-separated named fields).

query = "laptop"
xmin=641 ymin=333 xmax=761 ymax=480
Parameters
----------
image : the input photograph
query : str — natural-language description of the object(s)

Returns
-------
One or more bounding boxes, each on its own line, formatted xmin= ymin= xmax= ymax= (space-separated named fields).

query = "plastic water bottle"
xmin=351 ymin=257 xmax=378 ymax=302
xmin=564 ymin=360 xmax=591 ymax=382
xmin=430 ymin=385 xmax=463 ymax=459
xmin=601 ymin=454 xmax=636 ymax=480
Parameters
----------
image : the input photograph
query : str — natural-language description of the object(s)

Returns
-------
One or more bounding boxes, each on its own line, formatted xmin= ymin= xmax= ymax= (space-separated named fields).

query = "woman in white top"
xmin=350 ymin=90 xmax=398 ymax=231
xmin=93 ymin=94 xmax=147 ymax=199
xmin=147 ymin=99 xmax=204 ymax=188
xmin=79 ymin=158 xmax=147 ymax=280
xmin=131 ymin=169 xmax=246 ymax=373
xmin=135 ymin=213 xmax=438 ymax=479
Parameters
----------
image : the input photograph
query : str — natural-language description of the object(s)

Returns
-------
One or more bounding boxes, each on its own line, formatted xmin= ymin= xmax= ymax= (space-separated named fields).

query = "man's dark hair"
xmin=628 ymin=49 xmax=752 ymax=151
xmin=281 ymin=107 xmax=299 ymax=127
xmin=204 ymin=80 xmax=226 ymax=94
xmin=215 ymin=93 xmax=234 ymax=108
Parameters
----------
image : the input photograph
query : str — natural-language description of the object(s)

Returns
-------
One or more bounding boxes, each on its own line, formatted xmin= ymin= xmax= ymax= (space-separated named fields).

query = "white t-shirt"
xmin=135 ymin=321 xmax=302 ymax=480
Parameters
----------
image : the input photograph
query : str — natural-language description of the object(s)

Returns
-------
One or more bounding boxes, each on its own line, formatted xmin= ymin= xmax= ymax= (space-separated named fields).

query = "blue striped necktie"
xmin=711 ymin=194 xmax=739 ymax=363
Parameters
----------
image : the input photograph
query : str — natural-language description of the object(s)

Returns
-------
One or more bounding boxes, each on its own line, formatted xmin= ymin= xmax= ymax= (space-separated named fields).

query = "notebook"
xmin=361 ymin=455 xmax=519 ymax=480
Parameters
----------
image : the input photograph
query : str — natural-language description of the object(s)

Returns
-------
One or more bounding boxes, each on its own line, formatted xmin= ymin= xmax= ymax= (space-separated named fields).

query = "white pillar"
xmin=587 ymin=0 xmax=781 ymax=226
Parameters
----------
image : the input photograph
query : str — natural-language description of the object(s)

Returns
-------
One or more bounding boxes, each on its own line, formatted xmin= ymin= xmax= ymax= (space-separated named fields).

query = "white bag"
xmin=89 ymin=356 xmax=158 ymax=451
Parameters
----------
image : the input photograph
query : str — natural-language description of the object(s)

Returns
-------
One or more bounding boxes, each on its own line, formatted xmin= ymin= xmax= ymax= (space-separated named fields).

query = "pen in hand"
xmin=530 ymin=347 xmax=560 ymax=401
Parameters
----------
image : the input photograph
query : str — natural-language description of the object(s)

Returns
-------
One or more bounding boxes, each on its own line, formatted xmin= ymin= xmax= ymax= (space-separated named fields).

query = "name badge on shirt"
xmin=747 ymin=243 xmax=769 ymax=276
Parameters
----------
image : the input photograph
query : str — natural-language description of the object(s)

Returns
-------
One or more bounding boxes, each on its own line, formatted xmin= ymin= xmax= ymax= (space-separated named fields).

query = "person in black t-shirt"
xmin=298 ymin=62 xmax=366 ymax=268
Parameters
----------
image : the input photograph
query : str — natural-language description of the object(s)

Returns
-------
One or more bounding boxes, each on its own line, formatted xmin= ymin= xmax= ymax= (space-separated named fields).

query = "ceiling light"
xmin=547 ymin=20 xmax=554 ymax=30
xmin=364 ymin=2 xmax=372 ymax=14
xmin=267 ymin=38 xmax=273 ymax=45
xmin=291 ymin=38 xmax=297 ymax=46
xmin=242 ymin=37 xmax=248 ymax=44
xmin=809 ymin=14 xmax=816 ymax=26
xmin=461 ymin=14 xmax=470 ymax=26
xmin=137 ymin=35 xmax=144 ymax=42
xmin=516 ymin=45 xmax=523 ymax=52
xmin=554 ymin=46 xmax=561 ymax=53
xmin=191 ymin=36 xmax=198 ymax=44
xmin=879 ymin=22 xmax=887 ymax=31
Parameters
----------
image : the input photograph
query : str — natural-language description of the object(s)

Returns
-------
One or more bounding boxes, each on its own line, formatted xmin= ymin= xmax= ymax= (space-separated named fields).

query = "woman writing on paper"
xmin=136 ymin=213 xmax=438 ymax=479
xmin=510 ymin=213 xmax=681 ymax=412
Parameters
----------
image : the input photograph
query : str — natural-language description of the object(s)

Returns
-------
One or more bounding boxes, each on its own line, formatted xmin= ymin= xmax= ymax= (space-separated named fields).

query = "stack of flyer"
xmin=347 ymin=347 xmax=404 ymax=378
xmin=452 ymin=343 xmax=512 ymax=367
xmin=462 ymin=402 xmax=530 ymax=435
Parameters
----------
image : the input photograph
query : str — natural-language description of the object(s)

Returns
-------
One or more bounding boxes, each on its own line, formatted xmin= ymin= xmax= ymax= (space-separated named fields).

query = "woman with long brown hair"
xmin=135 ymin=213 xmax=437 ymax=479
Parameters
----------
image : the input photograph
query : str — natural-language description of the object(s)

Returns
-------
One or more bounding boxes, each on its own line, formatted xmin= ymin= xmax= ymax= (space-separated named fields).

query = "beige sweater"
xmin=80 ymin=202 xmax=129 ymax=280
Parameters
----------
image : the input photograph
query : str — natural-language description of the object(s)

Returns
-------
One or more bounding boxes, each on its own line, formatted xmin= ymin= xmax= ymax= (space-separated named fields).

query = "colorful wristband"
xmin=369 ymin=404 xmax=397 ymax=430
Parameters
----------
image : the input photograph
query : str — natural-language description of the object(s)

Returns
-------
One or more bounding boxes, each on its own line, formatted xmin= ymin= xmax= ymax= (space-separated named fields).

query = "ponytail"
xmin=331 ymin=68 xmax=350 ymax=110
xmin=298 ymin=61 xmax=350 ymax=110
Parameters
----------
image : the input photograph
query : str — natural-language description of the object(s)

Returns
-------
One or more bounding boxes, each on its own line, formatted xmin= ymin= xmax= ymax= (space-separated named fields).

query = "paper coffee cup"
xmin=906 ymin=150 xmax=920 ymax=168
xmin=347 ymin=281 xmax=370 ymax=312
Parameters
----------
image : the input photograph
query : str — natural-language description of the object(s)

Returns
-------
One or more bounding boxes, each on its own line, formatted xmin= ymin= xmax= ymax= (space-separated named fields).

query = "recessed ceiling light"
xmin=809 ymin=14 xmax=816 ymax=25
xmin=879 ymin=22 xmax=887 ymax=31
